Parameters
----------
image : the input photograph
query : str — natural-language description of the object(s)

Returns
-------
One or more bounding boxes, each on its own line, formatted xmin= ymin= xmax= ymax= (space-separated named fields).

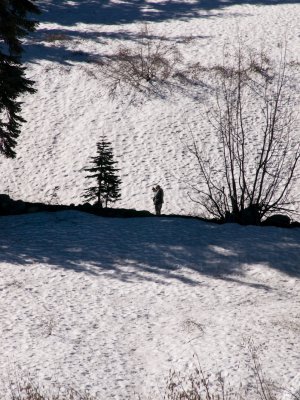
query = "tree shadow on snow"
xmin=37 ymin=0 xmax=299 ymax=26
xmin=23 ymin=26 xmax=210 ymax=65
xmin=23 ymin=40 xmax=92 ymax=66
xmin=0 ymin=212 xmax=299 ymax=288
xmin=23 ymin=0 xmax=298 ymax=64
xmin=23 ymin=27 xmax=175 ymax=65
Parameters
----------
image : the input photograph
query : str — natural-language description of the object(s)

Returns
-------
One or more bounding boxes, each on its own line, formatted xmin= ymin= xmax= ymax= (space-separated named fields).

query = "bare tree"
xmin=185 ymin=43 xmax=300 ymax=224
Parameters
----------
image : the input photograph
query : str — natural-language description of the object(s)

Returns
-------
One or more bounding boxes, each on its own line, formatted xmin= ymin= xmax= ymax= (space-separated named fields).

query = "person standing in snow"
xmin=152 ymin=185 xmax=164 ymax=215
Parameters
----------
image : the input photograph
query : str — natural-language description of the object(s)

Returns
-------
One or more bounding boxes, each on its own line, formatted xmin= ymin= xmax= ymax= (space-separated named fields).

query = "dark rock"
xmin=239 ymin=205 xmax=260 ymax=225
xmin=262 ymin=214 xmax=291 ymax=228
xmin=224 ymin=211 xmax=237 ymax=223
xmin=0 ymin=194 xmax=14 ymax=213
xmin=0 ymin=195 xmax=29 ymax=215
xmin=290 ymin=221 xmax=300 ymax=228
xmin=223 ymin=205 xmax=261 ymax=225
xmin=26 ymin=205 xmax=42 ymax=213
xmin=10 ymin=200 xmax=28 ymax=214
xmin=78 ymin=202 xmax=93 ymax=211
xmin=0 ymin=194 xmax=12 ymax=203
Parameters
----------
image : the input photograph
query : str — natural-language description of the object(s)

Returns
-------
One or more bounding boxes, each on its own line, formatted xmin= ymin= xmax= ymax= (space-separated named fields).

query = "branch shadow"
xmin=0 ymin=211 xmax=299 ymax=289
xmin=23 ymin=27 xmax=210 ymax=65
xmin=24 ymin=41 xmax=92 ymax=65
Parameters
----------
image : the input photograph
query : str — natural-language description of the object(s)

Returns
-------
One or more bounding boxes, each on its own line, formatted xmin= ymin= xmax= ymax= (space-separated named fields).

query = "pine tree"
xmin=0 ymin=0 xmax=40 ymax=158
xmin=83 ymin=139 xmax=122 ymax=208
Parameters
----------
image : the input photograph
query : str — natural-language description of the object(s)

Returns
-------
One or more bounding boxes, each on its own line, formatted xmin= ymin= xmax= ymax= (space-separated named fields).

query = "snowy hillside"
xmin=0 ymin=211 xmax=300 ymax=398
xmin=0 ymin=0 xmax=299 ymax=215
xmin=0 ymin=1 xmax=300 ymax=399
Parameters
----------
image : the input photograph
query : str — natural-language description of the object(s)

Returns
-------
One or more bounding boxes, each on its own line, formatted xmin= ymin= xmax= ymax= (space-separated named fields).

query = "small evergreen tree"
xmin=83 ymin=138 xmax=122 ymax=208
xmin=0 ymin=0 xmax=40 ymax=158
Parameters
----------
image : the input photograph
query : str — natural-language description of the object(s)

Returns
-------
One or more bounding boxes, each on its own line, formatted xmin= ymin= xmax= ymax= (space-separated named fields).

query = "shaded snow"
xmin=0 ymin=212 xmax=299 ymax=397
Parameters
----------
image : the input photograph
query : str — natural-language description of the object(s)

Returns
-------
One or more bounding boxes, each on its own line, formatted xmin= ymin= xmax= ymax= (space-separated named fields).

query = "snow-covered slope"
xmin=0 ymin=211 xmax=299 ymax=398
xmin=0 ymin=0 xmax=299 ymax=215
xmin=0 ymin=1 xmax=300 ymax=398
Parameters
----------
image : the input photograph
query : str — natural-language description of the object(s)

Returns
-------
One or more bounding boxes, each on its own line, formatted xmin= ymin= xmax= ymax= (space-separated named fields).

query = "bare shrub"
xmin=40 ymin=315 xmax=56 ymax=337
xmin=46 ymin=186 xmax=60 ymax=205
xmin=182 ymin=319 xmax=205 ymax=335
xmin=8 ymin=376 xmax=95 ymax=400
xmin=184 ymin=42 xmax=300 ymax=224
xmin=273 ymin=318 xmax=300 ymax=334
xmin=94 ymin=25 xmax=182 ymax=95
xmin=163 ymin=339 xmax=300 ymax=400
xmin=175 ymin=63 xmax=209 ymax=85
xmin=245 ymin=339 xmax=279 ymax=400
xmin=4 ymin=344 xmax=300 ymax=400
xmin=164 ymin=368 xmax=237 ymax=400
xmin=242 ymin=338 xmax=300 ymax=400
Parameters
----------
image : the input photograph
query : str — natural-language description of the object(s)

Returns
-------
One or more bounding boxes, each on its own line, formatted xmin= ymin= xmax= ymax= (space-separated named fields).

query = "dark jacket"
xmin=153 ymin=188 xmax=164 ymax=205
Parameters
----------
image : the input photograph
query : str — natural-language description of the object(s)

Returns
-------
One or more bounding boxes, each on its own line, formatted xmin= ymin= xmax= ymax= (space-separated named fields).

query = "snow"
xmin=0 ymin=0 xmax=300 ymax=398
xmin=0 ymin=0 xmax=299 ymax=215
xmin=0 ymin=212 xmax=300 ymax=398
